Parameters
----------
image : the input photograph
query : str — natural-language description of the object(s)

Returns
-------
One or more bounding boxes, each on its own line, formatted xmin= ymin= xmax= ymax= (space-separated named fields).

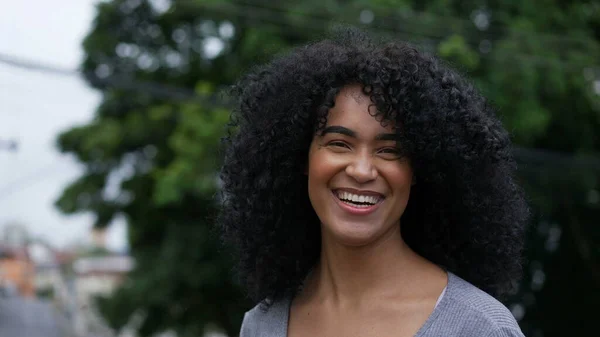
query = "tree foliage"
xmin=56 ymin=0 xmax=599 ymax=336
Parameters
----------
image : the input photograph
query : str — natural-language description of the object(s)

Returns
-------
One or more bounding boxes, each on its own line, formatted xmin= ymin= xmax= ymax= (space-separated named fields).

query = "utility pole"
xmin=0 ymin=139 xmax=18 ymax=152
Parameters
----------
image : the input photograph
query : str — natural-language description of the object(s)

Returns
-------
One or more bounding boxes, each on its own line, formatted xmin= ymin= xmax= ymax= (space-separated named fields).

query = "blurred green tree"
xmin=56 ymin=0 xmax=599 ymax=336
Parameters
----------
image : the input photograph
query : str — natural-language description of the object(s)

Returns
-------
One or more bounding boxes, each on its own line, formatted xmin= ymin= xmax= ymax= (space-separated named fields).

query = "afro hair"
xmin=218 ymin=28 xmax=529 ymax=305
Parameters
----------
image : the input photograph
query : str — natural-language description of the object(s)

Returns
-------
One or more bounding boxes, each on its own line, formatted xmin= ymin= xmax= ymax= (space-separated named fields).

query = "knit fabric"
xmin=240 ymin=272 xmax=525 ymax=337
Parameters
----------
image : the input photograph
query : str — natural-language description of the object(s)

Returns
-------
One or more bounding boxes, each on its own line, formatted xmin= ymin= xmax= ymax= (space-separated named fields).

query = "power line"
xmin=513 ymin=147 xmax=600 ymax=171
xmin=0 ymin=53 xmax=600 ymax=200
xmin=1 ymin=6 xmax=597 ymax=99
xmin=0 ymin=163 xmax=66 ymax=201
xmin=0 ymin=54 xmax=75 ymax=77
xmin=188 ymin=2 xmax=598 ymax=71
xmin=1 ymin=2 xmax=595 ymax=101
xmin=0 ymin=139 xmax=18 ymax=152
xmin=0 ymin=145 xmax=598 ymax=203
xmin=1 ymin=31 xmax=599 ymax=181
xmin=1 ymin=53 xmax=599 ymax=167
xmin=0 ymin=52 xmax=226 ymax=106
xmin=228 ymin=0 xmax=593 ymax=47
xmin=0 ymin=51 xmax=598 ymax=170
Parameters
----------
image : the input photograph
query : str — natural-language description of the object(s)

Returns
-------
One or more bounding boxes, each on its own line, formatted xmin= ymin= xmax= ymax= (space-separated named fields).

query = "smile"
xmin=332 ymin=189 xmax=384 ymax=215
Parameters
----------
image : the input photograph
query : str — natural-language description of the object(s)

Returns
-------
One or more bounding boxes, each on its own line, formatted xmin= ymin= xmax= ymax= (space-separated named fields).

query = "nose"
xmin=345 ymin=151 xmax=378 ymax=183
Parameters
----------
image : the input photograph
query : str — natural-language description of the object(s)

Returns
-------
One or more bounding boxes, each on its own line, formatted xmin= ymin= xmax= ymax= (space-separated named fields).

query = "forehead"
xmin=326 ymin=85 xmax=396 ymax=134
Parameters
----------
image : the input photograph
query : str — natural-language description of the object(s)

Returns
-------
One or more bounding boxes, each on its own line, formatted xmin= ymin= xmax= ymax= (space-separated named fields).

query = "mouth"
xmin=331 ymin=188 xmax=385 ymax=215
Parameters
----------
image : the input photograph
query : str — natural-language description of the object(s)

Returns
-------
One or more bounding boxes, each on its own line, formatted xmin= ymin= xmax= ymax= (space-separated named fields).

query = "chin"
xmin=324 ymin=221 xmax=385 ymax=247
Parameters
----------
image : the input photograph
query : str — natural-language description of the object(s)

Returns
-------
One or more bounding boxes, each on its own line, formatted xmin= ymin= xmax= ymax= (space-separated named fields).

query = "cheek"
xmin=307 ymin=145 xmax=346 ymax=203
xmin=381 ymin=163 xmax=413 ymax=194
xmin=308 ymin=150 xmax=331 ymax=189
xmin=381 ymin=165 xmax=413 ymax=224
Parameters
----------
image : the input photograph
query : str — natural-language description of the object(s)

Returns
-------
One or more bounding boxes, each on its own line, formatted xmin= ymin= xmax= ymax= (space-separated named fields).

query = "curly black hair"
xmin=218 ymin=29 xmax=529 ymax=305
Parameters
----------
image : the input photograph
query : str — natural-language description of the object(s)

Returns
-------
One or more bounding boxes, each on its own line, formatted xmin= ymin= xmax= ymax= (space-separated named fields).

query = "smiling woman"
xmin=307 ymin=85 xmax=414 ymax=248
xmin=218 ymin=28 xmax=529 ymax=337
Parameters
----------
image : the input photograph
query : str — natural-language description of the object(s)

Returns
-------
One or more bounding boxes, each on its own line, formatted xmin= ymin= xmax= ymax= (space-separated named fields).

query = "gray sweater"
xmin=240 ymin=272 xmax=525 ymax=337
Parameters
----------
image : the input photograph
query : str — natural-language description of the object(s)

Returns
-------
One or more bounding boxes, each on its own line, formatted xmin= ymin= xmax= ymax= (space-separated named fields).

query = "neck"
xmin=306 ymin=224 xmax=431 ymax=306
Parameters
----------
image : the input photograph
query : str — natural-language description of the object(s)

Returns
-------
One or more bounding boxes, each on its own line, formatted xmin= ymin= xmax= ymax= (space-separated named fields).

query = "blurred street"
xmin=0 ymin=297 xmax=66 ymax=337
xmin=0 ymin=224 xmax=133 ymax=337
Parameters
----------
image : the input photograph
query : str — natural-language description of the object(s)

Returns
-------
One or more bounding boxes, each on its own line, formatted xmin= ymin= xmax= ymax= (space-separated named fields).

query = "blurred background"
xmin=0 ymin=0 xmax=598 ymax=336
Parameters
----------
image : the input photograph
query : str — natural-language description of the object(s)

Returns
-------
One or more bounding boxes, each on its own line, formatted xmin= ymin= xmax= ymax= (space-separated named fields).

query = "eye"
xmin=327 ymin=141 xmax=351 ymax=150
xmin=378 ymin=147 xmax=402 ymax=158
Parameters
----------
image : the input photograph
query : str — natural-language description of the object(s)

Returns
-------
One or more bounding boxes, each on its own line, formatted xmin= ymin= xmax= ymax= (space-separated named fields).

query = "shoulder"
xmin=240 ymin=297 xmax=290 ymax=337
xmin=422 ymin=273 xmax=524 ymax=337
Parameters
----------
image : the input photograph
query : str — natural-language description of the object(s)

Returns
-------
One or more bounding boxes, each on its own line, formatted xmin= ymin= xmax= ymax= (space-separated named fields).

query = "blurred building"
xmin=30 ymin=242 xmax=76 ymax=302
xmin=91 ymin=227 xmax=107 ymax=248
xmin=73 ymin=254 xmax=133 ymax=303
xmin=72 ymin=254 xmax=134 ymax=337
xmin=0 ymin=223 xmax=69 ymax=336
xmin=0 ymin=223 xmax=35 ymax=297
xmin=0 ymin=244 xmax=35 ymax=297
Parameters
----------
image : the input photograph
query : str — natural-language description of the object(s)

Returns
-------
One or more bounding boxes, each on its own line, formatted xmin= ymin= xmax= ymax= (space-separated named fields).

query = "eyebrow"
xmin=321 ymin=125 xmax=398 ymax=141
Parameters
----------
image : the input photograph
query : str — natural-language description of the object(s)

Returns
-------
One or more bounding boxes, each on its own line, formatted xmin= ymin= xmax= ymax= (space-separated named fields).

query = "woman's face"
xmin=307 ymin=84 xmax=413 ymax=247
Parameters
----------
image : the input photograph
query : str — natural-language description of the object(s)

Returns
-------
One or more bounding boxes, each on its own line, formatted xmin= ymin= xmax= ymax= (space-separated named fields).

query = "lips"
xmin=331 ymin=188 xmax=385 ymax=215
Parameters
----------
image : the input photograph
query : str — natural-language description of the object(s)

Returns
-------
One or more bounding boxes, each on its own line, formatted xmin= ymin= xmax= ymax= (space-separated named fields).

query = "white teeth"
xmin=336 ymin=191 xmax=381 ymax=205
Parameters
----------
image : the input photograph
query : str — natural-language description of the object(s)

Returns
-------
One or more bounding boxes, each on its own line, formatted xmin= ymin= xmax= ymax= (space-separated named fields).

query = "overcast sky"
xmin=0 ymin=0 xmax=127 ymax=252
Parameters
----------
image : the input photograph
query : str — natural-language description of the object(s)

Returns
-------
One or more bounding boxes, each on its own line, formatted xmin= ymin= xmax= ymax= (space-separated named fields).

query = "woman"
xmin=218 ymin=29 xmax=529 ymax=337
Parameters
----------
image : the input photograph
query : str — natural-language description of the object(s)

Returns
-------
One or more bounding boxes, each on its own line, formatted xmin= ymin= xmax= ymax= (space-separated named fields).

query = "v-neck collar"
xmin=275 ymin=272 xmax=455 ymax=337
